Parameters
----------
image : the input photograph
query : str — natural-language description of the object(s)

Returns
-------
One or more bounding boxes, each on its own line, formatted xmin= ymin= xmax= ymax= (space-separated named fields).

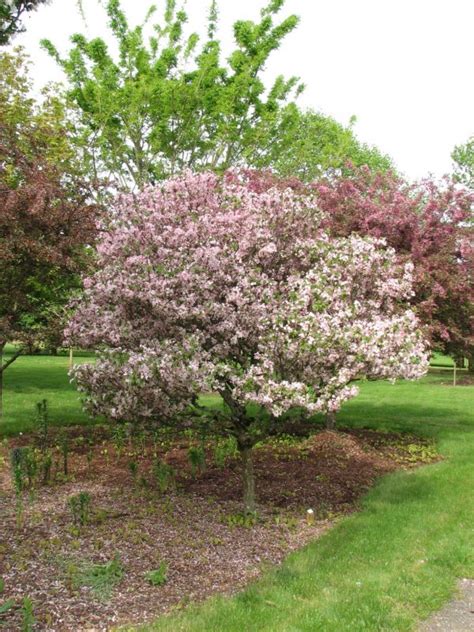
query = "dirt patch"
xmin=0 ymin=426 xmax=439 ymax=631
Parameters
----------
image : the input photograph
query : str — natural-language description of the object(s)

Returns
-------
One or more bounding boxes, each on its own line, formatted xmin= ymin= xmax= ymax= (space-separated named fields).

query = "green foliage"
xmin=0 ymin=598 xmax=15 ymax=616
xmin=23 ymin=447 xmax=38 ymax=487
xmin=187 ymin=445 xmax=206 ymax=478
xmin=20 ymin=596 xmax=35 ymax=632
xmin=67 ymin=491 xmax=91 ymax=526
xmin=258 ymin=107 xmax=394 ymax=181
xmin=452 ymin=135 xmax=474 ymax=190
xmin=145 ymin=562 xmax=168 ymax=586
xmin=35 ymin=399 xmax=49 ymax=451
xmin=112 ymin=424 xmax=127 ymax=458
xmin=10 ymin=446 xmax=28 ymax=495
xmin=128 ymin=460 xmax=138 ymax=481
xmin=58 ymin=429 xmax=70 ymax=475
xmin=41 ymin=0 xmax=301 ymax=188
xmin=213 ymin=436 xmax=238 ymax=467
xmin=0 ymin=1 xmax=49 ymax=46
xmin=33 ymin=399 xmax=54 ymax=483
xmin=152 ymin=459 xmax=175 ymax=493
xmin=223 ymin=511 xmax=259 ymax=528
xmin=67 ymin=555 xmax=123 ymax=600
xmin=397 ymin=442 xmax=438 ymax=465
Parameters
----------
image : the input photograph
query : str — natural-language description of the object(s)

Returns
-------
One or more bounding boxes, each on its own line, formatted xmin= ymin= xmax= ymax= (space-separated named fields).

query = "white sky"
xmin=10 ymin=0 xmax=474 ymax=181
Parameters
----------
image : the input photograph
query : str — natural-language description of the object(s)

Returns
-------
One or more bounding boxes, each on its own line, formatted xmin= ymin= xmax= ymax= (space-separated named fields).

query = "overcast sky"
xmin=10 ymin=0 xmax=474 ymax=181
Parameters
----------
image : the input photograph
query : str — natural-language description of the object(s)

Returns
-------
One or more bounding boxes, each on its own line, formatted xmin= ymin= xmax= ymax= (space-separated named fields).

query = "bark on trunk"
xmin=239 ymin=443 xmax=256 ymax=515
xmin=0 ymin=343 xmax=24 ymax=419
xmin=0 ymin=342 xmax=4 ymax=419
xmin=0 ymin=354 xmax=3 ymax=420
xmin=325 ymin=411 xmax=337 ymax=430
xmin=467 ymin=351 xmax=474 ymax=375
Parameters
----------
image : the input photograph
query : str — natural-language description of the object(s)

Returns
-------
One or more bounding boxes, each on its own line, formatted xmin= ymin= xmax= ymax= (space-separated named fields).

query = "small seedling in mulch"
xmin=35 ymin=399 xmax=49 ymax=452
xmin=0 ymin=578 xmax=15 ymax=619
xmin=112 ymin=425 xmax=127 ymax=459
xmin=187 ymin=445 xmax=206 ymax=478
xmin=100 ymin=441 xmax=110 ymax=466
xmin=0 ymin=597 xmax=15 ymax=617
xmin=21 ymin=597 xmax=35 ymax=632
xmin=57 ymin=430 xmax=70 ymax=476
xmin=223 ymin=511 xmax=259 ymax=528
xmin=132 ymin=427 xmax=148 ymax=457
xmin=39 ymin=449 xmax=53 ymax=485
xmin=10 ymin=447 xmax=28 ymax=528
xmin=67 ymin=555 xmax=124 ymax=601
xmin=145 ymin=562 xmax=167 ymax=586
xmin=128 ymin=460 xmax=139 ymax=483
xmin=67 ymin=492 xmax=91 ymax=526
xmin=86 ymin=439 xmax=94 ymax=471
xmin=152 ymin=459 xmax=175 ymax=493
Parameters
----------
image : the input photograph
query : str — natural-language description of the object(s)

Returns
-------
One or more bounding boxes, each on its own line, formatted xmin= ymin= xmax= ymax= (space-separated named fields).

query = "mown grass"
xmin=1 ymin=354 xmax=473 ymax=631
xmin=0 ymin=352 xmax=97 ymax=436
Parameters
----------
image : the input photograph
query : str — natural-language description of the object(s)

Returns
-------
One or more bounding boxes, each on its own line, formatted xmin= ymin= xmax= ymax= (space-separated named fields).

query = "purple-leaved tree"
xmin=66 ymin=171 xmax=429 ymax=513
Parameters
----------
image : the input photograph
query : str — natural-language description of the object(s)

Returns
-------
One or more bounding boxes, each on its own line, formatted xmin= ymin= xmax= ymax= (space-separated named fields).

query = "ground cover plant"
xmin=0 ymin=375 xmax=446 ymax=630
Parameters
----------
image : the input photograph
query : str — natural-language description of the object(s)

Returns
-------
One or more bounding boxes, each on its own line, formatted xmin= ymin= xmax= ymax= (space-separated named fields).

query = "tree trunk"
xmin=325 ymin=411 xmax=337 ymax=430
xmin=0 ymin=343 xmax=24 ymax=418
xmin=455 ymin=356 xmax=465 ymax=369
xmin=239 ymin=442 xmax=256 ymax=515
xmin=0 ymin=347 xmax=3 ymax=419
xmin=0 ymin=341 xmax=5 ymax=419
xmin=467 ymin=351 xmax=474 ymax=375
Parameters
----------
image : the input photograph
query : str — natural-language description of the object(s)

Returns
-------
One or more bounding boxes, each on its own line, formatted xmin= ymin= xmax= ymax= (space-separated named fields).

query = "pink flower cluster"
xmin=66 ymin=170 xmax=429 ymax=425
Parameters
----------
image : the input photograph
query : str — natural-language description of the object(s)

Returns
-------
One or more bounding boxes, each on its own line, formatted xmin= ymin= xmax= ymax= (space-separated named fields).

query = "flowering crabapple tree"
xmin=314 ymin=166 xmax=474 ymax=368
xmin=66 ymin=171 xmax=429 ymax=513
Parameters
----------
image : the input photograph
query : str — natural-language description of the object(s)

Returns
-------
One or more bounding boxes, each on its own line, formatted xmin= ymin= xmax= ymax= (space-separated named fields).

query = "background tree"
xmin=65 ymin=170 xmax=428 ymax=513
xmin=452 ymin=136 xmax=474 ymax=190
xmin=315 ymin=166 xmax=474 ymax=369
xmin=0 ymin=0 xmax=49 ymax=45
xmin=0 ymin=50 xmax=101 ymax=415
xmin=42 ymin=0 xmax=395 ymax=190
xmin=41 ymin=0 xmax=303 ymax=189
xmin=254 ymin=107 xmax=393 ymax=181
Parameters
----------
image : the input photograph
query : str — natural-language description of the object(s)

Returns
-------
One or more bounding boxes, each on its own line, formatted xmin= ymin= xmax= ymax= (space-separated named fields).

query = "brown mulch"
xmin=0 ymin=426 xmax=439 ymax=631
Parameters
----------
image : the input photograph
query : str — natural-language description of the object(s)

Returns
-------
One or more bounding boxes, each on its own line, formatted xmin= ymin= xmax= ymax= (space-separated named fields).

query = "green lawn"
xmin=0 ymin=352 xmax=97 ymax=436
xmin=1 ymin=354 xmax=473 ymax=631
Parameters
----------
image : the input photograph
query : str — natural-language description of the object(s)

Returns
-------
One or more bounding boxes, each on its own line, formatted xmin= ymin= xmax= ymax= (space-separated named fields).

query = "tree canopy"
xmin=66 ymin=170 xmax=428 ymax=512
xmin=0 ymin=49 xmax=101 ymax=391
xmin=42 ymin=0 xmax=394 ymax=190
xmin=0 ymin=0 xmax=49 ymax=45
xmin=315 ymin=166 xmax=474 ymax=361
xmin=255 ymin=107 xmax=393 ymax=181
xmin=42 ymin=0 xmax=302 ymax=189
xmin=452 ymin=136 xmax=474 ymax=190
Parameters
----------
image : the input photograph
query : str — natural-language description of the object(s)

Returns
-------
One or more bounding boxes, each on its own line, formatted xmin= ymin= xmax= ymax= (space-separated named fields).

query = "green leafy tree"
xmin=255 ymin=107 xmax=394 ymax=181
xmin=0 ymin=0 xmax=49 ymax=45
xmin=452 ymin=136 xmax=474 ymax=190
xmin=41 ymin=0 xmax=302 ymax=189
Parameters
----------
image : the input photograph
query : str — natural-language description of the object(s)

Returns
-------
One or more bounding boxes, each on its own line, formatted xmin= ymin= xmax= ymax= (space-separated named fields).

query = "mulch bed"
xmin=0 ymin=425 xmax=439 ymax=631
